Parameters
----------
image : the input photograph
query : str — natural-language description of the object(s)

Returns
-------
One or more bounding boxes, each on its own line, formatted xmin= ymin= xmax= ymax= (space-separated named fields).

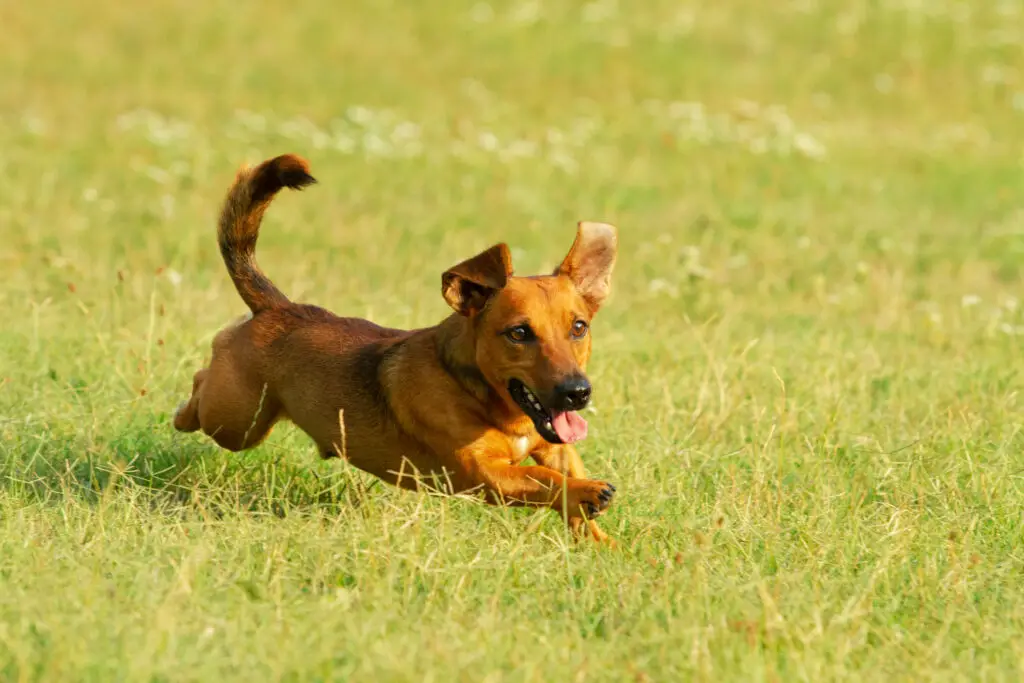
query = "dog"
xmin=173 ymin=154 xmax=619 ymax=543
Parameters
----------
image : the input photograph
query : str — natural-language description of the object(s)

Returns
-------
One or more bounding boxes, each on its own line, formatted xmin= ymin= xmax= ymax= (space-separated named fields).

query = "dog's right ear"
xmin=556 ymin=221 xmax=618 ymax=313
xmin=442 ymin=243 xmax=513 ymax=316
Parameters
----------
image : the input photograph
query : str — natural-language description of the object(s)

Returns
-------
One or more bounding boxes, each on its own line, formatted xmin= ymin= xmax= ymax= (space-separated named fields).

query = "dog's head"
xmin=442 ymin=222 xmax=617 ymax=444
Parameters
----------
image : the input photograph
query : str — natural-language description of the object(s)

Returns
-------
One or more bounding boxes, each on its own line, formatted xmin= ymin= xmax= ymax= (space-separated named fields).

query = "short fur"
xmin=175 ymin=154 xmax=619 ymax=543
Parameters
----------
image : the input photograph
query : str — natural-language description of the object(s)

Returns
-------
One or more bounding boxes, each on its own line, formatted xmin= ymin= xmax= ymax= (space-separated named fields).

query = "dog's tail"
xmin=218 ymin=154 xmax=317 ymax=313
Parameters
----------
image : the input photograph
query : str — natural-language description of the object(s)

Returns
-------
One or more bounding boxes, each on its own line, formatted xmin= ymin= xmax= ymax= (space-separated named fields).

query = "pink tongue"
xmin=551 ymin=411 xmax=588 ymax=443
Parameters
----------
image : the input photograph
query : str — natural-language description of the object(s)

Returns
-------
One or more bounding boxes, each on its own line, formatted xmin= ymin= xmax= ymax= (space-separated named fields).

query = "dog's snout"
xmin=554 ymin=376 xmax=592 ymax=411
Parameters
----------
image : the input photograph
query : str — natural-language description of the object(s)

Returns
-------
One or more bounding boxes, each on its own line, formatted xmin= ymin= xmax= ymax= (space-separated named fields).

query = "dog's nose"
xmin=554 ymin=376 xmax=592 ymax=411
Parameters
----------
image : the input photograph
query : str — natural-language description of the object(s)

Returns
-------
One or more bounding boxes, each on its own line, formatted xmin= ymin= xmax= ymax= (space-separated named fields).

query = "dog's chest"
xmin=511 ymin=435 xmax=531 ymax=461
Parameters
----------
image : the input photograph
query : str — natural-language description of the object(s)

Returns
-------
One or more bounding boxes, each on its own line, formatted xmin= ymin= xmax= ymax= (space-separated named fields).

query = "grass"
xmin=2 ymin=0 xmax=1024 ymax=680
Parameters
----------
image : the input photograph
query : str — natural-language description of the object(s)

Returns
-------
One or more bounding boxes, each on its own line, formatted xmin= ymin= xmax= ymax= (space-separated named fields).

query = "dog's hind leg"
xmin=173 ymin=368 xmax=207 ymax=433
xmin=175 ymin=351 xmax=281 ymax=452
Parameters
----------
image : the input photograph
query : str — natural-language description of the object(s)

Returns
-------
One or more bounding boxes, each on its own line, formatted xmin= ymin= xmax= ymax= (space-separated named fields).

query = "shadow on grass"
xmin=1 ymin=413 xmax=385 ymax=519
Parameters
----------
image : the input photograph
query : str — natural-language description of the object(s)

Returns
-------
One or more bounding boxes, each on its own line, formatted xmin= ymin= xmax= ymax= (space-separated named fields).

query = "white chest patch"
xmin=511 ymin=436 xmax=531 ymax=460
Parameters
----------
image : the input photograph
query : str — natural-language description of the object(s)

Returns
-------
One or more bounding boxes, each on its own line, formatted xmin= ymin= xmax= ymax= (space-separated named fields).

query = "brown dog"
xmin=174 ymin=154 xmax=619 ymax=542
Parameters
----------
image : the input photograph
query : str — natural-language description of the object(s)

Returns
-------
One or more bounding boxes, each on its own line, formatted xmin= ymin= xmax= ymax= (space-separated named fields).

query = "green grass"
xmin=2 ymin=0 xmax=1024 ymax=680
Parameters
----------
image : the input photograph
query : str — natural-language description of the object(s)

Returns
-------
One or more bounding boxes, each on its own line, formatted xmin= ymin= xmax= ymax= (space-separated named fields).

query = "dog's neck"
xmin=435 ymin=314 xmax=501 ymax=410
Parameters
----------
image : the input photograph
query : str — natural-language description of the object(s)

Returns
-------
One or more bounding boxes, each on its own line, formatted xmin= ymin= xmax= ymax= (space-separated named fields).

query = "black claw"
xmin=608 ymin=484 xmax=616 ymax=492
xmin=585 ymin=503 xmax=597 ymax=517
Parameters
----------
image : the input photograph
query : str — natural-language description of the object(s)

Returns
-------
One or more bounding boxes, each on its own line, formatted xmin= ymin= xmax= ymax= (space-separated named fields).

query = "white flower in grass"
xmin=115 ymin=109 xmax=145 ymax=131
xmin=363 ymin=134 xmax=392 ymax=157
xmin=144 ymin=166 xmax=171 ymax=185
xmin=22 ymin=113 xmax=47 ymax=137
xmin=470 ymin=2 xmax=494 ymax=22
xmin=728 ymin=253 xmax=749 ymax=269
xmin=510 ymin=0 xmax=541 ymax=24
xmin=500 ymin=139 xmax=538 ymax=161
xmin=794 ymin=132 xmax=827 ymax=159
xmin=582 ymin=0 xmax=617 ymax=23
xmin=648 ymin=279 xmax=679 ymax=299
xmin=392 ymin=121 xmax=421 ymax=143
xmin=477 ymin=131 xmax=500 ymax=152
xmin=669 ymin=101 xmax=705 ymax=122
xmin=233 ymin=109 xmax=267 ymax=133
xmin=549 ymin=151 xmax=578 ymax=174
xmin=346 ymin=106 xmax=375 ymax=126
xmin=961 ymin=294 xmax=981 ymax=308
xmin=310 ymin=131 xmax=331 ymax=150
xmin=982 ymin=64 xmax=1009 ymax=85
xmin=996 ymin=0 xmax=1019 ymax=17
xmin=161 ymin=194 xmax=175 ymax=219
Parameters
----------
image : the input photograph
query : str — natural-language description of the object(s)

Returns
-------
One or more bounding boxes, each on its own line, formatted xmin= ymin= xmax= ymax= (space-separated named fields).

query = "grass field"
xmin=2 ymin=0 xmax=1024 ymax=680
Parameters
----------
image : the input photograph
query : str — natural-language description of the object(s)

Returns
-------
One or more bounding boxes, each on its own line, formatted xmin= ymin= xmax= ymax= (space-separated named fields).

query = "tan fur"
xmin=174 ymin=154 xmax=619 ymax=544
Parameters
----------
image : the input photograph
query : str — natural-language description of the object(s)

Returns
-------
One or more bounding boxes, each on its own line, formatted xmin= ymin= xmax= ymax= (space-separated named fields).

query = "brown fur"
xmin=174 ymin=154 xmax=619 ymax=543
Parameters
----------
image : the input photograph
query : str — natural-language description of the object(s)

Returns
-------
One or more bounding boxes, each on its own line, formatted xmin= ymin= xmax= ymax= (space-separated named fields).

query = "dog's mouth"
xmin=507 ymin=379 xmax=588 ymax=445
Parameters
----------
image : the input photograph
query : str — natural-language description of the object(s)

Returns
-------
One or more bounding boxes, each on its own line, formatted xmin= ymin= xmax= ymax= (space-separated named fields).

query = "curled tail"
xmin=218 ymin=154 xmax=317 ymax=313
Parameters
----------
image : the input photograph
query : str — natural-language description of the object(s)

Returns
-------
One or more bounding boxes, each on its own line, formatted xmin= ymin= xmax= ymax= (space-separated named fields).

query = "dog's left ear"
xmin=556 ymin=221 xmax=618 ymax=313
xmin=442 ymin=243 xmax=513 ymax=316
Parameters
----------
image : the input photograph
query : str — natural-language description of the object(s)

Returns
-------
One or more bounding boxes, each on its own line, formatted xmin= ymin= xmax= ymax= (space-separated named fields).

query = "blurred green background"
xmin=1 ymin=1 xmax=1023 ymax=680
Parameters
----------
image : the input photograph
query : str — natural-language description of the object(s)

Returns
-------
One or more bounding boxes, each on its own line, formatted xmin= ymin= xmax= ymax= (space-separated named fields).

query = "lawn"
xmin=2 ymin=0 xmax=1024 ymax=680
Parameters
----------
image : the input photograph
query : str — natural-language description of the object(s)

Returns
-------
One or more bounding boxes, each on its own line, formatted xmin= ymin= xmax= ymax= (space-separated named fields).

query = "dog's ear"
xmin=442 ymin=243 xmax=513 ymax=316
xmin=556 ymin=221 xmax=618 ymax=313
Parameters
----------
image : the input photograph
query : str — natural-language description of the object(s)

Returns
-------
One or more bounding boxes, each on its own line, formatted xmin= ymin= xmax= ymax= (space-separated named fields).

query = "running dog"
xmin=174 ymin=154 xmax=619 ymax=543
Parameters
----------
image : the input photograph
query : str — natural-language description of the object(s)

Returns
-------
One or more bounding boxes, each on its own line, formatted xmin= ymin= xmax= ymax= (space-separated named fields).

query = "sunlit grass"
xmin=1 ymin=0 xmax=1023 ymax=680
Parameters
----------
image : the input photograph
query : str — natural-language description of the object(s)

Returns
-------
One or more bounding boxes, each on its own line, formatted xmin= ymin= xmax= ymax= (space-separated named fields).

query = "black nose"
xmin=553 ymin=376 xmax=592 ymax=411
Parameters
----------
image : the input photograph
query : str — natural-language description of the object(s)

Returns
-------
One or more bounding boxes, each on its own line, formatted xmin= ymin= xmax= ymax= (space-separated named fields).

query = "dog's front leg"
xmin=453 ymin=434 xmax=616 ymax=523
xmin=531 ymin=444 xmax=615 ymax=545
xmin=473 ymin=463 xmax=614 ymax=516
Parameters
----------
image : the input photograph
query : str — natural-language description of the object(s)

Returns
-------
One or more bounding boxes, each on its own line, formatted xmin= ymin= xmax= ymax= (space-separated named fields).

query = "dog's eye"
xmin=571 ymin=320 xmax=589 ymax=339
xmin=505 ymin=325 xmax=534 ymax=343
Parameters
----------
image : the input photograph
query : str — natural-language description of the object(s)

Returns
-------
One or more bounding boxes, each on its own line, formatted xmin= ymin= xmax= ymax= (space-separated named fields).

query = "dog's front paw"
xmin=566 ymin=479 xmax=616 ymax=519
